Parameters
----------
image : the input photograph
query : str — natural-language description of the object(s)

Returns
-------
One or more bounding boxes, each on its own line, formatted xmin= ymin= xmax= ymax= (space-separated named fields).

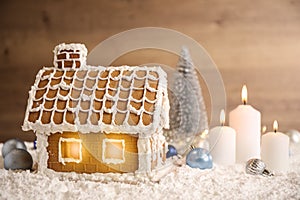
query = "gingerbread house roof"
xmin=22 ymin=65 xmax=169 ymax=135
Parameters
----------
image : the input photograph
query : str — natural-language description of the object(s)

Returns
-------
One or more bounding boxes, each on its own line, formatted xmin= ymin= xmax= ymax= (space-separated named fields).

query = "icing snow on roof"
xmin=22 ymin=65 xmax=169 ymax=135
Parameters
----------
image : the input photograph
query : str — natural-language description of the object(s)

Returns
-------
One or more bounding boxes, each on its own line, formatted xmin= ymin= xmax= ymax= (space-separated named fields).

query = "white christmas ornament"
xmin=286 ymin=129 xmax=300 ymax=144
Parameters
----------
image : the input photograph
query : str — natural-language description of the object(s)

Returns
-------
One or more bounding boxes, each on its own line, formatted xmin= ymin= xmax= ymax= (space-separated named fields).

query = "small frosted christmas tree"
xmin=165 ymin=47 xmax=208 ymax=154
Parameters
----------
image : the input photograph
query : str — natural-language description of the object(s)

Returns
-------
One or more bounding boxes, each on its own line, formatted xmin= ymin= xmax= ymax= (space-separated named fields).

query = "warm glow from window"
xmin=59 ymin=137 xmax=82 ymax=165
xmin=102 ymin=139 xmax=125 ymax=164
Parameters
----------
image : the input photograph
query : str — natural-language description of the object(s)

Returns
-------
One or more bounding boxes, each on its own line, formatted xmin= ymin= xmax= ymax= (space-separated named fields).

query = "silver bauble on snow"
xmin=2 ymin=138 xmax=27 ymax=158
xmin=4 ymin=149 xmax=33 ymax=170
xmin=245 ymin=158 xmax=274 ymax=176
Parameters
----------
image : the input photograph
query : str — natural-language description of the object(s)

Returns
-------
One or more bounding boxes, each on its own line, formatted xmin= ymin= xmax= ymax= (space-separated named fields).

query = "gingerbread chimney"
xmin=53 ymin=43 xmax=87 ymax=69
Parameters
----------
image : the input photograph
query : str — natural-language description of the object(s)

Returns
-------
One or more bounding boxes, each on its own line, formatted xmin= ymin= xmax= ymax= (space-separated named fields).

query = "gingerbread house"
xmin=22 ymin=43 xmax=170 ymax=174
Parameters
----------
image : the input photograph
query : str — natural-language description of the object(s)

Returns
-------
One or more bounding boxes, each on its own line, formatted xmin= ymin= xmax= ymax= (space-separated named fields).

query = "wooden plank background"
xmin=0 ymin=0 xmax=300 ymax=142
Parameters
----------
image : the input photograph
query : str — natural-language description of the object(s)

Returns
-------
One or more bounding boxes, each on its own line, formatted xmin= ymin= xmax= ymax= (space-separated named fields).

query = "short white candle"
xmin=209 ymin=110 xmax=236 ymax=166
xmin=261 ymin=120 xmax=289 ymax=172
xmin=229 ymin=85 xmax=261 ymax=163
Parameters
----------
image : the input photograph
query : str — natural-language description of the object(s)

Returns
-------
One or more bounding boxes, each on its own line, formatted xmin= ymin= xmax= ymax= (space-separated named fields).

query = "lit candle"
xmin=229 ymin=85 xmax=261 ymax=163
xmin=208 ymin=110 xmax=236 ymax=165
xmin=261 ymin=120 xmax=289 ymax=172
xmin=261 ymin=125 xmax=267 ymax=134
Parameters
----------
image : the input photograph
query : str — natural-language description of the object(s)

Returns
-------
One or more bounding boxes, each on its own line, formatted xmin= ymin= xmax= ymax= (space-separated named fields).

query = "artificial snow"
xmin=0 ymin=142 xmax=299 ymax=199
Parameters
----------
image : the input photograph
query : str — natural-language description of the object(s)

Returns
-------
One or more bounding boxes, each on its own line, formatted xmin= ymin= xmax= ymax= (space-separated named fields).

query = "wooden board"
xmin=0 ymin=0 xmax=300 ymax=141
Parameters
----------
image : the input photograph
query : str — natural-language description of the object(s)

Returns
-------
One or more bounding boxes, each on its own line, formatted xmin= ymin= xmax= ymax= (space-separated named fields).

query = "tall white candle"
xmin=261 ymin=120 xmax=289 ymax=172
xmin=229 ymin=85 xmax=261 ymax=163
xmin=209 ymin=110 xmax=236 ymax=166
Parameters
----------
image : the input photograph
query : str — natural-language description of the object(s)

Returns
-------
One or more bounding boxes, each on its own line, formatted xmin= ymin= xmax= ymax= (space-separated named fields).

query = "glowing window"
xmin=58 ymin=137 xmax=82 ymax=165
xmin=102 ymin=139 xmax=125 ymax=164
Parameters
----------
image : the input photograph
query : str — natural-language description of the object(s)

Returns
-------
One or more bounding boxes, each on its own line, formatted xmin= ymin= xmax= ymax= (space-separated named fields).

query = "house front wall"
xmin=47 ymin=132 xmax=138 ymax=173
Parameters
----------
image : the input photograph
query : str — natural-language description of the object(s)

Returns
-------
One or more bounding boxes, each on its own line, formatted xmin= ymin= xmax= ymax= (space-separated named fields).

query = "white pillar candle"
xmin=209 ymin=110 xmax=236 ymax=166
xmin=261 ymin=120 xmax=289 ymax=172
xmin=229 ymin=85 xmax=261 ymax=163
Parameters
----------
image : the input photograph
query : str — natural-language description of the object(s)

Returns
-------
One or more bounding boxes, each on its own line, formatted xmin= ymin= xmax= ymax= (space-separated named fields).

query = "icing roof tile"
xmin=23 ymin=66 xmax=170 ymax=135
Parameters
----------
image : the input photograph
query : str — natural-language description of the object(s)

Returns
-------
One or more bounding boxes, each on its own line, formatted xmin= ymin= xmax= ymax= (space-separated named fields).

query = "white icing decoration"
xmin=36 ymin=133 xmax=49 ymax=172
xmin=81 ymin=94 xmax=91 ymax=101
xmin=53 ymin=43 xmax=87 ymax=69
xmin=58 ymin=137 xmax=82 ymax=165
xmin=102 ymin=138 xmax=125 ymax=164
xmin=137 ymin=137 xmax=152 ymax=172
xmin=22 ymin=65 xmax=170 ymax=136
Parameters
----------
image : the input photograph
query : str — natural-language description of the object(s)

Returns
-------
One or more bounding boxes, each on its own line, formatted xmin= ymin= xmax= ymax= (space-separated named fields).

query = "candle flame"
xmin=261 ymin=125 xmax=267 ymax=134
xmin=242 ymin=85 xmax=247 ymax=105
xmin=200 ymin=129 xmax=209 ymax=138
xmin=273 ymin=120 xmax=278 ymax=133
xmin=220 ymin=109 xmax=225 ymax=126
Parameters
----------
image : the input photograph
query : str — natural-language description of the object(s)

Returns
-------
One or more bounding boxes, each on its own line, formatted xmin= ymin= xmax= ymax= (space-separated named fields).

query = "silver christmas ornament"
xmin=186 ymin=147 xmax=213 ymax=170
xmin=246 ymin=158 xmax=274 ymax=176
xmin=2 ymin=138 xmax=27 ymax=158
xmin=286 ymin=129 xmax=300 ymax=144
xmin=4 ymin=149 xmax=33 ymax=170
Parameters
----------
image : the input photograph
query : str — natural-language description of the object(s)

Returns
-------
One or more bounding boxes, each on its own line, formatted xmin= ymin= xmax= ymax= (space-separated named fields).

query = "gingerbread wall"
xmin=47 ymin=132 xmax=138 ymax=173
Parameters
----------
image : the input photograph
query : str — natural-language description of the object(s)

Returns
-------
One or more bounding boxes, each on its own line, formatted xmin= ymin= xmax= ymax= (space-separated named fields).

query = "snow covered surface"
xmin=0 ymin=142 xmax=299 ymax=200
